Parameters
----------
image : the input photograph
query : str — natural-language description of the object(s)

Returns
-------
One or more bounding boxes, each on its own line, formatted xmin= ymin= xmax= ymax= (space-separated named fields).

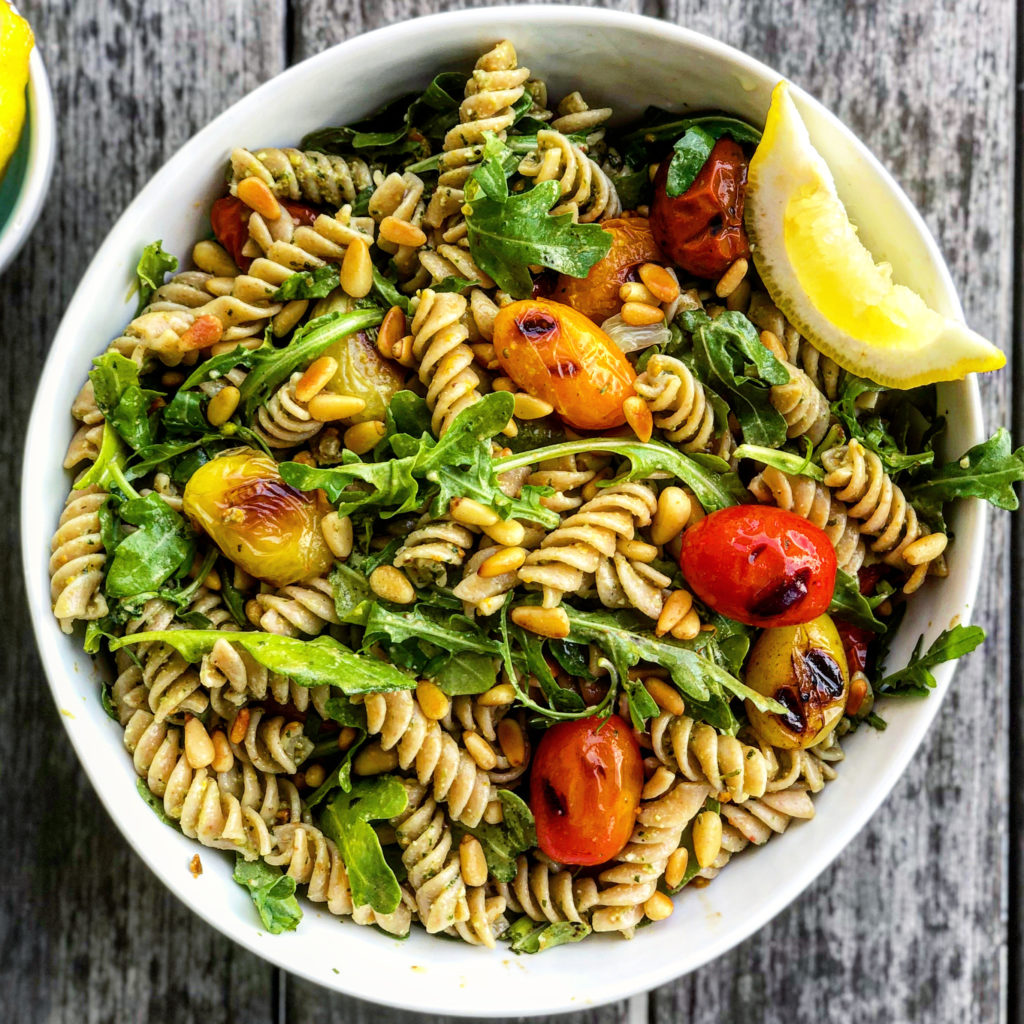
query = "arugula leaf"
xmin=433 ymin=652 xmax=498 ymax=695
xmin=548 ymin=638 xmax=593 ymax=680
xmin=306 ymin=697 xmax=368 ymax=805
xmin=233 ymin=856 xmax=302 ymax=934
xmin=105 ymin=494 xmax=195 ymax=598
xmin=180 ymin=339 xmax=269 ymax=390
xmin=666 ymin=126 xmax=716 ymax=197
xmin=89 ymin=352 xmax=161 ymax=450
xmin=733 ymin=442 xmax=824 ymax=481
xmin=877 ymin=624 xmax=985 ymax=696
xmin=74 ymin=423 xmax=140 ymax=497
xmin=320 ymin=777 xmax=408 ymax=914
xmin=503 ymin=917 xmax=591 ymax=954
xmin=385 ymin=390 xmax=432 ymax=439
xmin=109 ymin=630 xmax=416 ymax=693
xmin=135 ymin=240 xmax=179 ymax=314
xmin=464 ymin=135 xmax=612 ymax=297
xmin=515 ymin=628 xmax=587 ymax=713
xmin=828 ymin=568 xmax=885 ymax=634
xmin=615 ymin=110 xmax=762 ymax=168
xmin=371 ymin=267 xmax=412 ymax=314
xmin=161 ymin=390 xmax=209 ymax=435
xmin=272 ymin=265 xmax=340 ymax=301
xmin=454 ymin=790 xmax=537 ymax=882
xmin=330 ymin=562 xmax=371 ymax=622
xmin=363 ymin=602 xmax=500 ymax=657
xmin=432 ymin=275 xmax=476 ymax=294
xmin=136 ymin=778 xmax=177 ymax=827
xmin=610 ymin=166 xmax=651 ymax=210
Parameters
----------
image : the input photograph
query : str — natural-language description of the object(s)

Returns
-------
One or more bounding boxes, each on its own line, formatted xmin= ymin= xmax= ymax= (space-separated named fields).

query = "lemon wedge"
xmin=745 ymin=81 xmax=1004 ymax=388
xmin=0 ymin=1 xmax=34 ymax=176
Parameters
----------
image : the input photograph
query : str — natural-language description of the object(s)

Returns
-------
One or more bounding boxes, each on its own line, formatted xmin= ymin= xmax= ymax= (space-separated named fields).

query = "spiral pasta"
xmin=452 ymin=544 xmax=520 ymax=617
xmin=392 ymin=516 xmax=477 ymax=587
xmin=499 ymin=854 xmax=599 ymax=924
xmin=248 ymin=576 xmax=340 ymax=637
xmin=228 ymin=706 xmax=314 ymax=775
xmin=50 ymin=482 xmax=108 ymax=633
xmin=229 ymin=147 xmax=373 ymax=208
xmin=634 ymin=354 xmax=718 ymax=453
xmin=255 ymin=371 xmax=328 ymax=448
xmin=771 ymin=361 xmax=830 ymax=443
xmin=549 ymin=90 xmax=612 ymax=139
xmin=368 ymin=171 xmax=428 ymax=281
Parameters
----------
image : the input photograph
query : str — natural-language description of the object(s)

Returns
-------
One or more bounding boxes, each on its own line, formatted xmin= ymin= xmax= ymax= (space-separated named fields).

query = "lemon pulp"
xmin=0 ymin=2 xmax=34 ymax=176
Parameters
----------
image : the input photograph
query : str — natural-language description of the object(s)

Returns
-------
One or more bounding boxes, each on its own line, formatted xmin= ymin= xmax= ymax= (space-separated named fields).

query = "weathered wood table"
xmin=3 ymin=1 xmax=1016 ymax=1021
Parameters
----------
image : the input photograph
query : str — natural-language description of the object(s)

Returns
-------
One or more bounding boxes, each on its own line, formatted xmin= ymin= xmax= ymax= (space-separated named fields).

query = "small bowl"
xmin=0 ymin=47 xmax=56 ymax=275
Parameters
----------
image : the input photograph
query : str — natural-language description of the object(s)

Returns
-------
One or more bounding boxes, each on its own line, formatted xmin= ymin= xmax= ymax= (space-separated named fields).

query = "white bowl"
xmin=21 ymin=6 xmax=986 ymax=1017
xmin=0 ymin=47 xmax=56 ymax=275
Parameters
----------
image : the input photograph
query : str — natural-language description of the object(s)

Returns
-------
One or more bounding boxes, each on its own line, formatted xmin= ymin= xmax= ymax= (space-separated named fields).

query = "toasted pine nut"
xmin=464 ymin=731 xmax=498 ymax=771
xmin=459 ymin=835 xmax=489 ymax=887
xmin=193 ymin=239 xmax=238 ymax=277
xmin=621 ymin=301 xmax=664 ymax=326
xmin=581 ymin=468 xmax=612 ymax=501
xmin=617 ymin=538 xmax=659 ymax=563
xmin=651 ymin=486 xmax=692 ymax=546
xmin=229 ymin=707 xmax=250 ymax=745
xmin=638 ymin=263 xmax=680 ymax=304
xmin=665 ymin=847 xmax=689 ymax=889
xmin=416 ymin=680 xmax=450 ymax=721
xmin=513 ymin=393 xmax=554 ymax=420
xmin=479 ymin=546 xmax=528 ymax=578
xmin=643 ymin=677 xmax=686 ymax=717
xmin=644 ymin=892 xmax=674 ymax=922
xmin=643 ymin=765 xmax=677 ymax=800
xmin=903 ymin=532 xmax=947 ymax=566
xmin=340 ymin=238 xmax=373 ymax=298
xmin=369 ymin=565 xmax=416 ymax=604
xmin=295 ymin=356 xmax=339 ymax=402
xmin=304 ymin=763 xmax=326 ymax=789
xmin=846 ymin=673 xmax=869 ymax=716
xmin=623 ymin=395 xmax=653 ymax=443
xmin=390 ymin=335 xmax=416 ymax=368
xmin=450 ymin=497 xmax=500 ymax=528
xmin=478 ymin=683 xmax=517 ymax=707
xmin=726 ymin=277 xmax=752 ymax=312
xmin=484 ymin=799 xmax=504 ymax=824
xmin=308 ymin=393 xmax=366 ymax=422
xmin=379 ymin=216 xmax=427 ymax=249
xmin=619 ymin=281 xmax=660 ymax=305
xmin=321 ymin=511 xmax=354 ymax=560
xmin=202 ymin=569 xmax=222 ymax=591
xmin=497 ymin=718 xmax=526 ymax=767
xmin=471 ymin=342 xmax=498 ymax=369
xmin=511 ymin=605 xmax=570 ymax=639
xmin=491 ymin=376 xmax=516 ymax=393
xmin=237 ymin=175 xmax=281 ymax=220
xmin=715 ymin=257 xmax=749 ymax=298
xmin=656 ymin=589 xmax=694 ymax=638
xmin=693 ymin=809 xmax=723 ymax=868
xmin=759 ymin=329 xmax=788 ymax=361
xmin=670 ymin=609 xmax=701 ymax=641
xmin=244 ymin=599 xmax=264 ymax=629
xmin=482 ymin=518 xmax=525 ymax=547
xmin=184 ymin=715 xmax=215 ymax=770
xmin=377 ymin=305 xmax=407 ymax=358
xmin=353 ymin=742 xmax=399 ymax=776
xmin=210 ymin=730 xmax=234 ymax=773
xmin=344 ymin=420 xmax=387 ymax=455
xmin=180 ymin=314 xmax=224 ymax=351
xmin=207 ymin=385 xmax=240 ymax=427
xmin=337 ymin=726 xmax=359 ymax=752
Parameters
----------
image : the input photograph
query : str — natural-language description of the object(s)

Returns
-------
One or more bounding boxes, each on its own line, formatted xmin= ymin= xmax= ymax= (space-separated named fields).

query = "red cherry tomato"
xmin=650 ymin=138 xmax=750 ymax=279
xmin=834 ymin=564 xmax=888 ymax=675
xmin=678 ymin=505 xmax=837 ymax=627
xmin=530 ymin=714 xmax=643 ymax=866
xmin=209 ymin=196 xmax=320 ymax=271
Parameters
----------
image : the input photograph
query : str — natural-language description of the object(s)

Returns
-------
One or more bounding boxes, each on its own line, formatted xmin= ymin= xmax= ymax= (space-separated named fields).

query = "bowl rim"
xmin=21 ymin=5 xmax=987 ymax=1015
xmin=0 ymin=48 xmax=56 ymax=275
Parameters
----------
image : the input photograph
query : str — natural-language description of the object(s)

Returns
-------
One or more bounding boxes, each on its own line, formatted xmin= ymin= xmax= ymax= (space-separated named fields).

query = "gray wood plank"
xmin=0 ymin=2 xmax=286 ymax=1022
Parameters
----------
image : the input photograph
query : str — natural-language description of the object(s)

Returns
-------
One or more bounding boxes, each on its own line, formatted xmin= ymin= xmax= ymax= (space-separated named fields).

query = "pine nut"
xmin=638 ymin=263 xmax=680 ymax=304
xmin=726 ymin=277 xmax=752 ymax=311
xmin=353 ymin=742 xmax=399 ymax=776
xmin=759 ymin=329 xmax=788 ymax=362
xmin=623 ymin=395 xmax=653 ymax=443
xmin=693 ymin=809 xmax=723 ymax=868
xmin=581 ymin=469 xmax=612 ymax=501
xmin=715 ymin=257 xmax=749 ymax=298
xmin=642 ymin=765 xmax=677 ymax=800
xmin=193 ymin=239 xmax=238 ymax=277
xmin=321 ymin=511 xmax=354 ymax=559
xmin=184 ymin=715 xmax=215 ymax=770
xmin=510 ymin=605 xmax=570 ymax=639
xmin=903 ymin=532 xmax=947 ymax=566
xmin=304 ymin=763 xmax=326 ymax=789
xmin=477 ymin=683 xmax=516 ymax=707
xmin=644 ymin=892 xmax=674 ymax=922
xmin=617 ymin=538 xmax=658 ymax=563
xmin=202 ymin=569 xmax=222 ymax=591
xmin=210 ymin=730 xmax=234 ymax=773
xmin=484 ymin=799 xmax=504 ymax=824
xmin=295 ymin=356 xmax=339 ymax=402
xmin=902 ymin=563 xmax=929 ymax=594
xmin=671 ymin=609 xmax=701 ymax=641
xmin=229 ymin=707 xmax=250 ymax=745
xmin=482 ymin=518 xmax=526 ymax=547
xmin=464 ymin=731 xmax=498 ymax=771
xmin=619 ymin=281 xmax=660 ymax=305
xmin=344 ymin=420 xmax=387 ymax=455
xmin=665 ymin=847 xmax=689 ymax=889
xmin=377 ymin=305 xmax=407 ymax=358
xmin=651 ymin=486 xmax=692 ymax=546
xmin=207 ymin=385 xmax=240 ymax=427
xmin=621 ymin=301 xmax=664 ymax=326
xmin=492 ymin=376 xmax=516 ymax=392
xmin=459 ymin=834 xmax=489 ymax=887
xmin=179 ymin=314 xmax=224 ymax=351
xmin=450 ymin=497 xmax=500 ymax=527
xmin=340 ymin=237 xmax=373 ymax=298
xmin=369 ymin=565 xmax=416 ymax=604
xmin=337 ymin=726 xmax=359 ymax=752
xmin=643 ymin=677 xmax=686 ymax=717
xmin=478 ymin=546 xmax=528 ymax=578
xmin=379 ymin=216 xmax=427 ymax=249
xmin=237 ymin=175 xmax=281 ymax=220
xmin=656 ymin=589 xmax=694 ymax=638
xmin=416 ymin=680 xmax=450 ymax=720
xmin=471 ymin=342 xmax=498 ymax=369
xmin=512 ymin=393 xmax=554 ymax=420
xmin=308 ymin=393 xmax=366 ymax=422
xmin=497 ymin=718 xmax=526 ymax=767
xmin=161 ymin=371 xmax=185 ymax=388
xmin=846 ymin=674 xmax=869 ymax=716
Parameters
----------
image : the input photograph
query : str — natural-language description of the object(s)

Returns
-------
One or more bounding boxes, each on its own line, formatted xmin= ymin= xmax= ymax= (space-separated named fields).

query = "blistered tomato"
xmin=550 ymin=217 xmax=663 ymax=323
xmin=493 ymin=298 xmax=637 ymax=431
xmin=210 ymin=196 xmax=320 ymax=271
xmin=530 ymin=714 xmax=643 ymax=866
xmin=650 ymin=138 xmax=750 ymax=279
xmin=678 ymin=505 xmax=837 ymax=627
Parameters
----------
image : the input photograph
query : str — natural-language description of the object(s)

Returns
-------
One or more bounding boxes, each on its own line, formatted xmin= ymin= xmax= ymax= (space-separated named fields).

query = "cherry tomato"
xmin=833 ymin=565 xmax=886 ymax=686
xmin=650 ymin=138 xmax=750 ymax=279
xmin=493 ymin=298 xmax=637 ymax=431
xmin=678 ymin=505 xmax=837 ymax=627
xmin=209 ymin=196 xmax=320 ymax=271
xmin=530 ymin=714 xmax=643 ymax=866
xmin=551 ymin=217 xmax=663 ymax=322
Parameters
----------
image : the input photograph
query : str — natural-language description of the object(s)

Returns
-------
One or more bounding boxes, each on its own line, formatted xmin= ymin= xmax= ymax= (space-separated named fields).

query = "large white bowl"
xmin=21 ymin=6 xmax=986 ymax=1017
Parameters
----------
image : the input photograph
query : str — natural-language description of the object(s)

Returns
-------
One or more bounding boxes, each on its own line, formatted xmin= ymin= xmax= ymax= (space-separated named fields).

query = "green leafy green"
xmin=877 ymin=624 xmax=985 ymax=696
xmin=306 ymin=698 xmax=368 ymax=806
xmin=135 ymin=240 xmax=179 ymax=314
xmin=330 ymin=563 xmax=371 ymax=622
xmin=514 ymin=628 xmax=587 ymax=714
xmin=362 ymin=602 xmax=500 ymax=657
xmin=665 ymin=126 xmax=716 ymax=197
xmin=320 ymin=777 xmax=409 ymax=915
xmin=433 ymin=652 xmax=498 ymax=695
xmin=161 ymin=390 xmax=209 ymax=435
xmin=828 ymin=568 xmax=885 ymax=634
xmin=74 ymin=423 xmax=139 ymax=497
xmin=733 ymin=442 xmax=824 ymax=481
xmin=105 ymin=494 xmax=195 ymax=598
xmin=454 ymin=791 xmax=537 ymax=883
xmin=136 ymin=778 xmax=177 ymax=827
xmin=371 ymin=267 xmax=412 ymax=314
xmin=504 ymin=917 xmax=591 ymax=954
xmin=233 ymin=856 xmax=303 ymax=934
xmin=616 ymin=110 xmax=761 ymax=168
xmin=272 ymin=265 xmax=340 ymax=301
xmin=89 ymin=352 xmax=161 ymax=450
xmin=610 ymin=166 xmax=651 ymax=209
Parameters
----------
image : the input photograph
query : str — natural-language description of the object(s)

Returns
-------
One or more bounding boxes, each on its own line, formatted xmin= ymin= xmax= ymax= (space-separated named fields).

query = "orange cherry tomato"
xmin=551 ymin=217 xmax=663 ymax=322
xmin=530 ymin=714 xmax=643 ymax=866
xmin=678 ymin=505 xmax=837 ymax=627
xmin=650 ymin=138 xmax=750 ymax=279
xmin=493 ymin=298 xmax=637 ymax=431
xmin=210 ymin=196 xmax=320 ymax=271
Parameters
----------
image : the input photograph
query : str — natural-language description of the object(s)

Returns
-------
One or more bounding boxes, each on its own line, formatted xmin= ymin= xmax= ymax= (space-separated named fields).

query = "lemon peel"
xmin=0 ymin=1 xmax=34 ymax=176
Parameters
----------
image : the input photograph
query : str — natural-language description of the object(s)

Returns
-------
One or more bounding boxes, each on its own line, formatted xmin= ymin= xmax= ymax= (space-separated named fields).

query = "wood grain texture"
xmin=1 ymin=1 xmax=1015 ymax=1023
